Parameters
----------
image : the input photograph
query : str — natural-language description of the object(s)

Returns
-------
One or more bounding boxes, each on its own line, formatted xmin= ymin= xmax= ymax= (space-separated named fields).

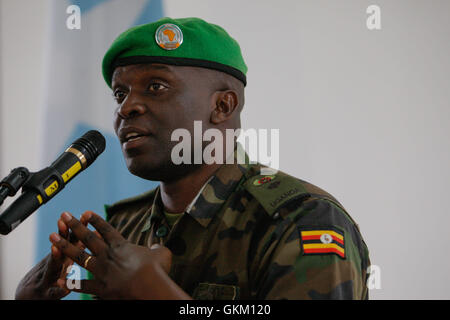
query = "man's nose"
xmin=117 ymin=94 xmax=147 ymax=119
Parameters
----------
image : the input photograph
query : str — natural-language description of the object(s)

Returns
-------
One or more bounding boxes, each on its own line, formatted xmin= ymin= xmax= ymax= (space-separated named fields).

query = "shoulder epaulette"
xmin=242 ymin=165 xmax=346 ymax=218
xmin=105 ymin=188 xmax=158 ymax=221
xmin=242 ymin=166 xmax=310 ymax=217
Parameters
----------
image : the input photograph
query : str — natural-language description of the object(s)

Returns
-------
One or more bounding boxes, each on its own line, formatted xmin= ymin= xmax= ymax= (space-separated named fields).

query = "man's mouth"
xmin=124 ymin=132 xmax=146 ymax=142
xmin=119 ymin=126 xmax=151 ymax=143
xmin=122 ymin=134 xmax=150 ymax=151
xmin=118 ymin=127 xmax=153 ymax=151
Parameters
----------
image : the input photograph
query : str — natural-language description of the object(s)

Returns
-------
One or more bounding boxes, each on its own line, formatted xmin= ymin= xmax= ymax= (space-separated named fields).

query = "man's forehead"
xmin=111 ymin=63 xmax=177 ymax=83
xmin=113 ymin=63 xmax=173 ymax=76
xmin=111 ymin=63 xmax=223 ymax=86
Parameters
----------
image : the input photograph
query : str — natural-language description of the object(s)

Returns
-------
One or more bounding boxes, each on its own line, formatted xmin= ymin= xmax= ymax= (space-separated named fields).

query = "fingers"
xmin=46 ymin=247 xmax=63 ymax=277
xmin=81 ymin=211 xmax=124 ymax=247
xmin=58 ymin=218 xmax=69 ymax=239
xmin=44 ymin=246 xmax=71 ymax=286
xmin=54 ymin=217 xmax=71 ymax=260
xmin=58 ymin=216 xmax=82 ymax=244
xmin=46 ymin=213 xmax=93 ymax=289
xmin=60 ymin=212 xmax=107 ymax=255
xmin=51 ymin=245 xmax=62 ymax=260
xmin=49 ymin=233 xmax=100 ymax=275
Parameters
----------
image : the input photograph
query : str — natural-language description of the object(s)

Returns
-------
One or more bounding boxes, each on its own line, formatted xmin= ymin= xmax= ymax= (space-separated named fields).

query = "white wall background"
xmin=1 ymin=0 xmax=449 ymax=299
xmin=0 ymin=0 xmax=50 ymax=299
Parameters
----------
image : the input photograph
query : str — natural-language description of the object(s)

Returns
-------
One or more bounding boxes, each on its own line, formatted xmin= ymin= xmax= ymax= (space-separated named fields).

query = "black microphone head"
xmin=71 ymin=130 xmax=106 ymax=167
xmin=82 ymin=130 xmax=106 ymax=154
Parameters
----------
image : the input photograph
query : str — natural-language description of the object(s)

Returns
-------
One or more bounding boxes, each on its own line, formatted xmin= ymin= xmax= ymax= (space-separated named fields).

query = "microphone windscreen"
xmin=71 ymin=130 xmax=106 ymax=166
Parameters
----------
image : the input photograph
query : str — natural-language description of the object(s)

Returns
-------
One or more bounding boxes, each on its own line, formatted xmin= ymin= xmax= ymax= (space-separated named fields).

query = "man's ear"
xmin=210 ymin=90 xmax=239 ymax=124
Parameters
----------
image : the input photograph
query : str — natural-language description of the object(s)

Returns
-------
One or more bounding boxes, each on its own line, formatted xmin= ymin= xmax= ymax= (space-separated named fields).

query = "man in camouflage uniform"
xmin=15 ymin=17 xmax=370 ymax=300
xmin=107 ymin=145 xmax=370 ymax=299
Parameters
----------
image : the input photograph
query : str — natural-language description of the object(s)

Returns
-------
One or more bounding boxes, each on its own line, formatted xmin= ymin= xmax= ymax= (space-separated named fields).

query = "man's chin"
xmin=126 ymin=158 xmax=203 ymax=182
xmin=126 ymin=159 xmax=163 ymax=181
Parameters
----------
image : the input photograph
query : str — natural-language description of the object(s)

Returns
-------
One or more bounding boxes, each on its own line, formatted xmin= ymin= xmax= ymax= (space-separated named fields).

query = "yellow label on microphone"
xmin=62 ymin=161 xmax=82 ymax=183
xmin=45 ymin=180 xmax=59 ymax=197
xmin=37 ymin=194 xmax=43 ymax=204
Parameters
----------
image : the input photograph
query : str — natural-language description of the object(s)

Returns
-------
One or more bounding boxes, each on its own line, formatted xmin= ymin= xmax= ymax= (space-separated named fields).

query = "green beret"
xmin=102 ymin=17 xmax=247 ymax=88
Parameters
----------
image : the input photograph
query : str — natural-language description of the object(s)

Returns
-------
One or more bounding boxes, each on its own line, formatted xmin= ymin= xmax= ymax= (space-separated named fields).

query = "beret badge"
xmin=155 ymin=23 xmax=183 ymax=50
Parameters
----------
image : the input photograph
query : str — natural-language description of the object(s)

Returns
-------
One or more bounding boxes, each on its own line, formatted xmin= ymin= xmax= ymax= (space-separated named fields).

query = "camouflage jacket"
xmin=105 ymin=160 xmax=370 ymax=300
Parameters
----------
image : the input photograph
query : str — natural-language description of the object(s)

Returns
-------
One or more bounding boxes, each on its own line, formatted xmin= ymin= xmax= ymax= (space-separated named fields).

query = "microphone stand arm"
xmin=0 ymin=167 xmax=30 ymax=207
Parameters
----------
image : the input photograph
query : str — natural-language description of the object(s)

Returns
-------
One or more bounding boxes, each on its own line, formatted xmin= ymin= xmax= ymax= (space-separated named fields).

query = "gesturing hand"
xmin=49 ymin=211 xmax=172 ymax=299
xmin=15 ymin=215 xmax=85 ymax=300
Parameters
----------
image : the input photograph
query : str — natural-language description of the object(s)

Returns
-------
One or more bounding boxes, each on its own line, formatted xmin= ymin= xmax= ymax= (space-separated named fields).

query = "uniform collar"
xmin=146 ymin=144 xmax=250 ymax=230
xmin=185 ymin=160 xmax=247 ymax=228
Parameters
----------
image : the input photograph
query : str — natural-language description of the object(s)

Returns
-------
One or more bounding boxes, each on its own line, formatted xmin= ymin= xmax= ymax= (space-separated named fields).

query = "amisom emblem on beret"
xmin=155 ymin=23 xmax=183 ymax=50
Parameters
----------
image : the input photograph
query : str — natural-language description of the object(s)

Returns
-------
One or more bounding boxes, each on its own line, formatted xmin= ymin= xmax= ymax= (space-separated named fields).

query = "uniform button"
xmin=156 ymin=225 xmax=168 ymax=238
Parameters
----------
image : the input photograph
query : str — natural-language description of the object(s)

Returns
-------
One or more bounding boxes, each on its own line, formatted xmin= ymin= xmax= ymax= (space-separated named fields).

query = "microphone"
xmin=0 ymin=130 xmax=106 ymax=235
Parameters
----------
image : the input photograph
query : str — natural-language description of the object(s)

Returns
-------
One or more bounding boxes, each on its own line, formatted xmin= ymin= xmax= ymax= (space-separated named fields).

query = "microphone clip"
xmin=22 ymin=167 xmax=66 ymax=204
xmin=0 ymin=167 xmax=30 ymax=206
xmin=0 ymin=165 xmax=66 ymax=208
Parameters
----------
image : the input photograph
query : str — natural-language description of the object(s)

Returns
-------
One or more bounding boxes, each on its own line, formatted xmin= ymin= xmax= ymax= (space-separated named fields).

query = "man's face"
xmin=111 ymin=63 xmax=215 ymax=181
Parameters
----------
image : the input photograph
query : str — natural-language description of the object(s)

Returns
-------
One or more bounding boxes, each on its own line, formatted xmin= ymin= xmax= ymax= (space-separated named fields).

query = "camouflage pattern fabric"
xmin=104 ymin=149 xmax=370 ymax=300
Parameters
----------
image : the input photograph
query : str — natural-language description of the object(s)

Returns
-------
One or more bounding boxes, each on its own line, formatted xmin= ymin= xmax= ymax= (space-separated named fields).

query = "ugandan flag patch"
xmin=300 ymin=227 xmax=345 ymax=258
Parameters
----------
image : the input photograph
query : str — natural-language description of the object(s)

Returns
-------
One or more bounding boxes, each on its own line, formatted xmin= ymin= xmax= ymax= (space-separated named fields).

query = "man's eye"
xmin=113 ymin=90 xmax=126 ymax=101
xmin=148 ymin=83 xmax=166 ymax=92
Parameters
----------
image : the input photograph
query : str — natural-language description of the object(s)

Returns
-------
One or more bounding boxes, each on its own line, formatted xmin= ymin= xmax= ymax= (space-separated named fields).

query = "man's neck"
xmin=159 ymin=163 xmax=222 ymax=213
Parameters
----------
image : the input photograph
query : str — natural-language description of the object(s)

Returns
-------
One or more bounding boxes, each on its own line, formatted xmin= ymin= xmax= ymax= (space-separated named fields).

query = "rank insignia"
xmin=155 ymin=23 xmax=183 ymax=50
xmin=300 ymin=227 xmax=345 ymax=258
xmin=253 ymin=175 xmax=276 ymax=186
